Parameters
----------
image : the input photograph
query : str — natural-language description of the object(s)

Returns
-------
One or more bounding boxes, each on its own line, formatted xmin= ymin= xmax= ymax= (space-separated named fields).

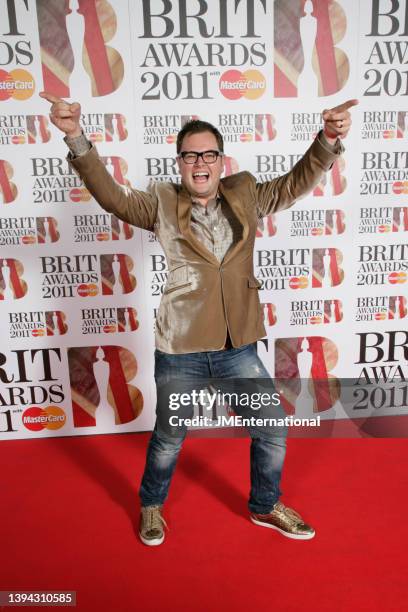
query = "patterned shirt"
xmin=190 ymin=195 xmax=241 ymax=262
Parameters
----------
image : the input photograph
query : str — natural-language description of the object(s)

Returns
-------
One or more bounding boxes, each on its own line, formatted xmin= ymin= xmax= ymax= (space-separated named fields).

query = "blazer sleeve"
xmin=68 ymin=145 xmax=158 ymax=231
xmin=255 ymin=132 xmax=344 ymax=218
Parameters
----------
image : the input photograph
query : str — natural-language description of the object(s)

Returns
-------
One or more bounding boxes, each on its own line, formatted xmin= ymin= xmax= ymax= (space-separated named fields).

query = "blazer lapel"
xmin=218 ymin=180 xmax=249 ymax=265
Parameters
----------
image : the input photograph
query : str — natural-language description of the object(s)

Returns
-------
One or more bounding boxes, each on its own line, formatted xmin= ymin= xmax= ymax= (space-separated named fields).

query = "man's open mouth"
xmin=192 ymin=171 xmax=209 ymax=183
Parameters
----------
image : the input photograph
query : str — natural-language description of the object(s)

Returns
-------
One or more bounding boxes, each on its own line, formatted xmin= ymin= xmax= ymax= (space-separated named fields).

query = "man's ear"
xmin=176 ymin=156 xmax=181 ymax=173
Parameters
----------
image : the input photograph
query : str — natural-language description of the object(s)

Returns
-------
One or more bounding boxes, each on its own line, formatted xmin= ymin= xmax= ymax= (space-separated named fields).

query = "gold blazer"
xmin=69 ymin=137 xmax=342 ymax=354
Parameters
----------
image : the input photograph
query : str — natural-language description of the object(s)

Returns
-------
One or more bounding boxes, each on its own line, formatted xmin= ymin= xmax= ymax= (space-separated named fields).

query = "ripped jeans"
xmin=139 ymin=343 xmax=287 ymax=514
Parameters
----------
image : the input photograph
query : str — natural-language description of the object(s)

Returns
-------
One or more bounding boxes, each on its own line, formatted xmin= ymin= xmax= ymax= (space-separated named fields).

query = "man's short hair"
xmin=177 ymin=119 xmax=224 ymax=154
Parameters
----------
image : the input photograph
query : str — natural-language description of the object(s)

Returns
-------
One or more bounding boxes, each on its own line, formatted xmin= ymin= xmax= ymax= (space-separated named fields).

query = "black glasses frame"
xmin=178 ymin=150 xmax=223 ymax=164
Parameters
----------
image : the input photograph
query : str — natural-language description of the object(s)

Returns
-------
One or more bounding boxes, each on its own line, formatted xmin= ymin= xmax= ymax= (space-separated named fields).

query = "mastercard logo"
xmin=375 ymin=312 xmax=387 ymax=320
xmin=310 ymin=316 xmax=322 ymax=325
xmin=70 ymin=188 xmax=92 ymax=202
xmin=31 ymin=328 xmax=45 ymax=337
xmin=378 ymin=225 xmax=391 ymax=233
xmin=89 ymin=133 xmax=104 ymax=142
xmin=393 ymin=181 xmax=408 ymax=195
xmin=103 ymin=324 xmax=117 ymax=333
xmin=0 ymin=68 xmax=35 ymax=101
xmin=383 ymin=130 xmax=395 ymax=139
xmin=219 ymin=69 xmax=266 ymax=100
xmin=12 ymin=135 xmax=25 ymax=144
xmin=21 ymin=235 xmax=36 ymax=244
xmin=311 ymin=227 xmax=324 ymax=236
xmin=22 ymin=406 xmax=66 ymax=432
xmin=289 ymin=276 xmax=308 ymax=289
xmin=96 ymin=232 xmax=110 ymax=241
xmin=166 ymin=134 xmax=177 ymax=144
xmin=240 ymin=133 xmax=253 ymax=142
xmin=77 ymin=283 xmax=99 ymax=297
xmin=388 ymin=272 xmax=407 ymax=284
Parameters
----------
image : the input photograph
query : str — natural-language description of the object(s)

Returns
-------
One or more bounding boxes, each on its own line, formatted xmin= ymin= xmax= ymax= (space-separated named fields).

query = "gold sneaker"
xmin=139 ymin=505 xmax=167 ymax=546
xmin=250 ymin=501 xmax=315 ymax=540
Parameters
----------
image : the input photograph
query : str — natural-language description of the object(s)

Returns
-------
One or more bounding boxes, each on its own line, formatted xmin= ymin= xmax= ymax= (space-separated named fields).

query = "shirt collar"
xmin=191 ymin=192 xmax=222 ymax=213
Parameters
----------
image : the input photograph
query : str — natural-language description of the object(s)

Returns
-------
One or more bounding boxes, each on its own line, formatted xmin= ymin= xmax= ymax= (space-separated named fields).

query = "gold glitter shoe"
xmin=139 ymin=505 xmax=167 ymax=546
xmin=250 ymin=501 xmax=315 ymax=540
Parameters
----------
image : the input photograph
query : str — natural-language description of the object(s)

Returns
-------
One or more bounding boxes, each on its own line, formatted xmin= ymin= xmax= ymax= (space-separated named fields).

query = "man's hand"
xmin=39 ymin=91 xmax=82 ymax=138
xmin=322 ymin=99 xmax=359 ymax=143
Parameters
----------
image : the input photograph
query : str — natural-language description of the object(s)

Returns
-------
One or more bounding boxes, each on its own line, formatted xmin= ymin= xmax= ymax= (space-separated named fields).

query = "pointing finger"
xmin=39 ymin=91 xmax=64 ymax=104
xmin=332 ymin=99 xmax=359 ymax=113
xmin=325 ymin=111 xmax=351 ymax=122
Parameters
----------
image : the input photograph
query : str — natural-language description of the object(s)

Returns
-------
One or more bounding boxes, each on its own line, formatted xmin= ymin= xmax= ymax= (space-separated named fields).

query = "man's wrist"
xmin=322 ymin=126 xmax=338 ymax=144
xmin=65 ymin=127 xmax=82 ymax=139
xmin=64 ymin=130 xmax=91 ymax=158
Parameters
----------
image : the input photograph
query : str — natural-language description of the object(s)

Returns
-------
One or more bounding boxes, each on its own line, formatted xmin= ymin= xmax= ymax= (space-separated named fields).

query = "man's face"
xmin=177 ymin=131 xmax=224 ymax=204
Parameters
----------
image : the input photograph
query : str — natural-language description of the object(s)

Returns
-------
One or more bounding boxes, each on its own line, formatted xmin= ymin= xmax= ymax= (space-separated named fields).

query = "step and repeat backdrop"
xmin=1 ymin=0 xmax=408 ymax=440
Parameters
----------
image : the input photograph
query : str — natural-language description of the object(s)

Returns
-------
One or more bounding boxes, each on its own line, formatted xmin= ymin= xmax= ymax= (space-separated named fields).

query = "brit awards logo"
xmin=81 ymin=307 xmax=139 ymax=334
xmin=73 ymin=214 xmax=133 ymax=243
xmin=355 ymin=296 xmax=407 ymax=322
xmin=358 ymin=206 xmax=408 ymax=234
xmin=31 ymin=156 xmax=89 ymax=204
xmin=39 ymin=254 xmax=136 ymax=298
xmin=0 ymin=217 xmax=59 ymax=245
xmin=355 ymin=331 xmax=408 ymax=387
xmin=255 ymin=247 xmax=344 ymax=291
xmin=0 ymin=115 xmax=51 ymax=145
xmin=357 ymin=245 xmax=408 ymax=287
xmin=361 ymin=111 xmax=408 ymax=140
xmin=218 ymin=114 xmax=276 ymax=143
xmin=67 ymin=345 xmax=143 ymax=428
xmin=142 ymin=115 xmax=199 ymax=145
xmin=274 ymin=336 xmax=341 ymax=416
xmin=360 ymin=152 xmax=408 ymax=196
xmin=363 ymin=3 xmax=408 ymax=98
xmin=80 ymin=113 xmax=128 ymax=143
xmin=138 ymin=1 xmax=267 ymax=102
xmin=0 ymin=259 xmax=27 ymax=300
xmin=8 ymin=310 xmax=68 ymax=339
xmin=0 ymin=347 xmax=65 ymax=434
xmin=289 ymin=209 xmax=345 ymax=237
xmin=290 ymin=299 xmax=343 ymax=326
xmin=274 ymin=0 xmax=349 ymax=97
xmin=0 ymin=160 xmax=18 ymax=204
xmin=36 ymin=0 xmax=124 ymax=97
xmin=290 ymin=111 xmax=322 ymax=142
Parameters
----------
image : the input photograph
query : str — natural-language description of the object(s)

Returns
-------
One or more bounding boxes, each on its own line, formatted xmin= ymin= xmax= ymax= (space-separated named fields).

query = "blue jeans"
xmin=139 ymin=343 xmax=287 ymax=514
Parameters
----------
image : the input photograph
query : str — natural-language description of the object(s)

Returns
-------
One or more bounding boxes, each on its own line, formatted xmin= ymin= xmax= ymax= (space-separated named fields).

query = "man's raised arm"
xmin=39 ymin=92 xmax=158 ymax=231
xmin=255 ymin=99 xmax=359 ymax=217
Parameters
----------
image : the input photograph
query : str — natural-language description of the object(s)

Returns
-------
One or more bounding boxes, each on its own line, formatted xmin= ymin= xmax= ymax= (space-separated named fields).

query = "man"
xmin=40 ymin=91 xmax=357 ymax=545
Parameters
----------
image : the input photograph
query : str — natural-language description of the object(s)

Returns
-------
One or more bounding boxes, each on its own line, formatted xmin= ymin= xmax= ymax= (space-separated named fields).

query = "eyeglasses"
xmin=178 ymin=150 xmax=222 ymax=164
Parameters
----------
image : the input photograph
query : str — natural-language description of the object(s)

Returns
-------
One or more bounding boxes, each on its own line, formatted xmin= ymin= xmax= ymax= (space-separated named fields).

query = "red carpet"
xmin=1 ymin=434 xmax=407 ymax=611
